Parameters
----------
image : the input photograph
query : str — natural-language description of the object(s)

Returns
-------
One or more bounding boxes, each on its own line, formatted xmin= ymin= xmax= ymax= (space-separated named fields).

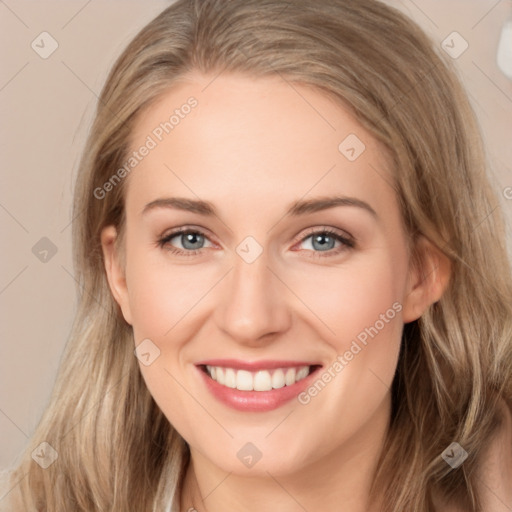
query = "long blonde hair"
xmin=7 ymin=0 xmax=512 ymax=510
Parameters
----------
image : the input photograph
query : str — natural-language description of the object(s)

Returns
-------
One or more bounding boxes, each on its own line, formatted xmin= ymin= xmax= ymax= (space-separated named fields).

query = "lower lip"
xmin=197 ymin=365 xmax=321 ymax=412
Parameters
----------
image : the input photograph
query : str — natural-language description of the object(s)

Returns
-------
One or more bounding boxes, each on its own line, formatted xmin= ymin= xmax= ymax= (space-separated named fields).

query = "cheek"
xmin=123 ymin=249 xmax=207 ymax=435
xmin=291 ymin=248 xmax=407 ymax=413
xmin=291 ymin=272 xmax=404 ymax=456
xmin=124 ymin=247 xmax=213 ymax=341
xmin=291 ymin=251 xmax=407 ymax=348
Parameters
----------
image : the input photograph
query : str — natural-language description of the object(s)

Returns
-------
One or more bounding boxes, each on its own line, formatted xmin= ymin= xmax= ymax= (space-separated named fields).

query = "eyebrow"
xmin=142 ymin=195 xmax=378 ymax=219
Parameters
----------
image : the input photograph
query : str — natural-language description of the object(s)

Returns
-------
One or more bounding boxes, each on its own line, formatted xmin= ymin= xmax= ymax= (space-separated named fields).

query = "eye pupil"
xmin=312 ymin=233 xmax=335 ymax=251
xmin=182 ymin=232 xmax=204 ymax=250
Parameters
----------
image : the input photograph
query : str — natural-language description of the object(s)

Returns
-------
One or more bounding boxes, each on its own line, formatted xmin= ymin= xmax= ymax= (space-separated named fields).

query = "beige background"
xmin=1 ymin=0 xmax=511 ymax=470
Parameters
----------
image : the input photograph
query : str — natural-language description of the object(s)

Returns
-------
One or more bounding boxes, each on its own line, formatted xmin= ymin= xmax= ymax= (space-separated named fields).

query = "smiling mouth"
xmin=199 ymin=364 xmax=321 ymax=392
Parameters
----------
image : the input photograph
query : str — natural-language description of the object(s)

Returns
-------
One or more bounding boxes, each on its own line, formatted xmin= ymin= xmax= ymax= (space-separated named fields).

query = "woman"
xmin=1 ymin=0 xmax=511 ymax=510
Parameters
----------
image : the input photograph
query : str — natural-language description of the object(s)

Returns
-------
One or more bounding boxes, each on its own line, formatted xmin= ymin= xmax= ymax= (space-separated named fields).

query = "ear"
xmin=402 ymin=236 xmax=451 ymax=324
xmin=101 ymin=225 xmax=133 ymax=325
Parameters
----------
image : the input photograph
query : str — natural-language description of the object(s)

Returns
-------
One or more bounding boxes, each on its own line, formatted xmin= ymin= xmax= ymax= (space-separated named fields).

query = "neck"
xmin=180 ymin=394 xmax=391 ymax=512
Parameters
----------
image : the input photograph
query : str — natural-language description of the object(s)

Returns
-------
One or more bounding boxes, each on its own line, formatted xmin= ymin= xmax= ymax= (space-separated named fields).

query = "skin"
xmin=101 ymin=71 xmax=450 ymax=512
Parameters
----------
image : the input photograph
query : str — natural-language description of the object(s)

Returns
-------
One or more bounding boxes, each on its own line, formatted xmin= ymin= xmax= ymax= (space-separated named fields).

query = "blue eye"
xmin=157 ymin=226 xmax=355 ymax=258
xmin=157 ymin=229 xmax=213 ymax=255
xmin=294 ymin=228 xmax=355 ymax=259
xmin=299 ymin=230 xmax=351 ymax=252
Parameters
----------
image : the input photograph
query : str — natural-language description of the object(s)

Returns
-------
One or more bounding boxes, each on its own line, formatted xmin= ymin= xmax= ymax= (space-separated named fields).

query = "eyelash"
xmin=156 ymin=226 xmax=355 ymax=259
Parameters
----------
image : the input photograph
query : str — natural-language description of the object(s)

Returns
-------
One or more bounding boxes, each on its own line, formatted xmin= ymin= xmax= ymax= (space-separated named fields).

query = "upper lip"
xmin=195 ymin=359 xmax=322 ymax=371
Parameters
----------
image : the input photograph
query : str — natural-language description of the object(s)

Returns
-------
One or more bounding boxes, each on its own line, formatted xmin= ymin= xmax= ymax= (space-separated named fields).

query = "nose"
xmin=214 ymin=250 xmax=292 ymax=347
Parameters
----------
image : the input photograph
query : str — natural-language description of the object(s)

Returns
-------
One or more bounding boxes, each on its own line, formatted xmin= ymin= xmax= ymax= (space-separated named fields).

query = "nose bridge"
xmin=215 ymin=246 xmax=291 ymax=344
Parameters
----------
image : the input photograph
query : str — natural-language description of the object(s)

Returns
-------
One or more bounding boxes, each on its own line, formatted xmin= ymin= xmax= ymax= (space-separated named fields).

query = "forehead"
xmin=125 ymin=71 xmax=395 ymax=219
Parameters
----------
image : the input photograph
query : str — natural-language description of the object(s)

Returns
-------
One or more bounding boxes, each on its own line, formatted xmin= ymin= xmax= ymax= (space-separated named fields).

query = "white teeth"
xmin=236 ymin=370 xmax=253 ymax=391
xmin=216 ymin=367 xmax=225 ymax=385
xmin=285 ymin=368 xmax=296 ymax=386
xmin=296 ymin=366 xmax=309 ymax=381
xmin=254 ymin=370 xmax=273 ymax=391
xmin=205 ymin=365 xmax=311 ymax=391
xmin=224 ymin=368 xmax=236 ymax=388
xmin=271 ymin=369 xmax=285 ymax=389
xmin=206 ymin=365 xmax=216 ymax=379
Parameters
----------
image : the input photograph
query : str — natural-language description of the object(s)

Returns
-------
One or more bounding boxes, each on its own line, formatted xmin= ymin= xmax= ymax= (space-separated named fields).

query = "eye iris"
xmin=312 ymin=233 xmax=335 ymax=251
xmin=182 ymin=232 xmax=204 ymax=250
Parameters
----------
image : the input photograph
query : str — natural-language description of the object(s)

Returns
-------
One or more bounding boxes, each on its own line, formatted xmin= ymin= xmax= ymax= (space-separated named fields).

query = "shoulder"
xmin=475 ymin=398 xmax=512 ymax=511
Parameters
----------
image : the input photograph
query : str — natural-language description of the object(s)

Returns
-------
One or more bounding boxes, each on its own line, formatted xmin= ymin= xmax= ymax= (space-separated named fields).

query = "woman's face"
xmin=102 ymin=71 xmax=438 ymax=477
